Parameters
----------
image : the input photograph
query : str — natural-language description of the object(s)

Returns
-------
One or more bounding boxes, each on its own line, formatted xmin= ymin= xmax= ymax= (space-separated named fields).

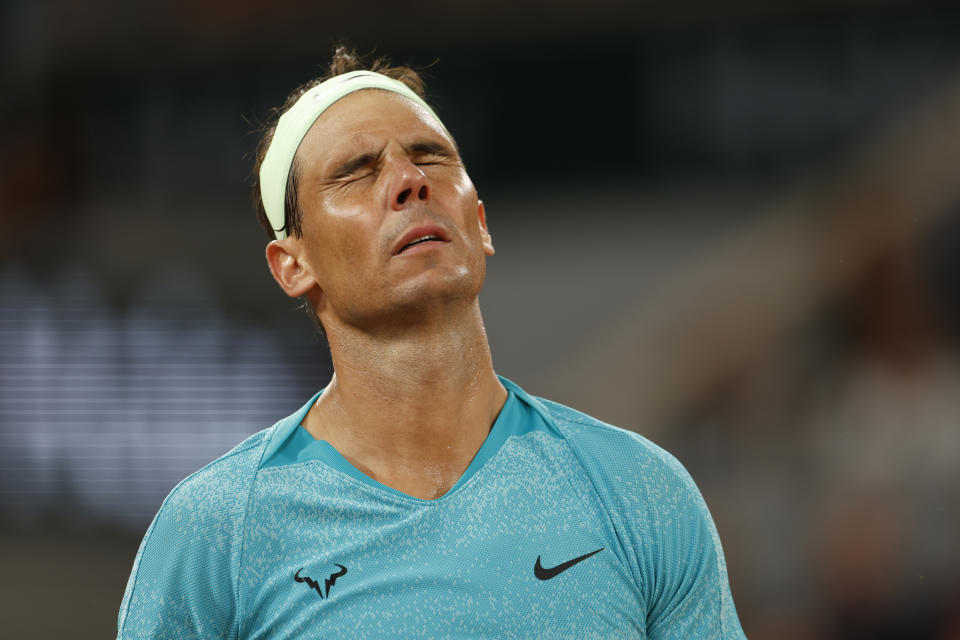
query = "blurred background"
xmin=2 ymin=1 xmax=960 ymax=637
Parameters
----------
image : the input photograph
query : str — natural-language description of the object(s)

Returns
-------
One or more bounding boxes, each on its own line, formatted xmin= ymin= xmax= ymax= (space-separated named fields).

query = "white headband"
xmin=259 ymin=70 xmax=449 ymax=240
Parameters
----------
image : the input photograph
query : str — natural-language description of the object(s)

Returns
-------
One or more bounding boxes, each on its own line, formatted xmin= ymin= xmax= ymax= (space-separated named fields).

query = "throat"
xmin=303 ymin=327 xmax=508 ymax=500
xmin=302 ymin=377 xmax=507 ymax=501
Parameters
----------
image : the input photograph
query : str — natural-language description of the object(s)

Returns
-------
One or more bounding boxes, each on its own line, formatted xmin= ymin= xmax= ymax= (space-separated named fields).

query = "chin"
xmin=335 ymin=260 xmax=487 ymax=331
xmin=385 ymin=268 xmax=484 ymax=317
xmin=400 ymin=276 xmax=479 ymax=308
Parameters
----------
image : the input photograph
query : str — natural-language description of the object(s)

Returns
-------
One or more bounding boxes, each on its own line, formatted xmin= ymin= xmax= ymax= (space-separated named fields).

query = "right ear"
xmin=265 ymin=238 xmax=317 ymax=299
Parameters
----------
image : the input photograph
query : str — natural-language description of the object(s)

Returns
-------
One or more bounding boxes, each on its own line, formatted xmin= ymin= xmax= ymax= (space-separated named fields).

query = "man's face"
xmin=289 ymin=89 xmax=493 ymax=332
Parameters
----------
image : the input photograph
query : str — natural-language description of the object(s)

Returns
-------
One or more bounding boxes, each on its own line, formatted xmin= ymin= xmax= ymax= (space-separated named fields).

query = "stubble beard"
xmin=342 ymin=257 xmax=486 ymax=337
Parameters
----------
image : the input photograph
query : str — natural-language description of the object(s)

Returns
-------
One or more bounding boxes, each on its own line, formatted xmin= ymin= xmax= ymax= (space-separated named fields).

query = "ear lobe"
xmin=265 ymin=239 xmax=317 ymax=298
xmin=477 ymin=200 xmax=495 ymax=256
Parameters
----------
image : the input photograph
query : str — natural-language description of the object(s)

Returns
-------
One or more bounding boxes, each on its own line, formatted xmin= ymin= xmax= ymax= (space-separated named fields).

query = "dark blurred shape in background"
xmin=2 ymin=2 xmax=959 ymax=638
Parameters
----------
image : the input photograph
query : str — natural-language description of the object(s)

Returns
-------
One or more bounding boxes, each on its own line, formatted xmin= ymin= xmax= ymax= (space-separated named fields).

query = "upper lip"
xmin=393 ymin=225 xmax=451 ymax=255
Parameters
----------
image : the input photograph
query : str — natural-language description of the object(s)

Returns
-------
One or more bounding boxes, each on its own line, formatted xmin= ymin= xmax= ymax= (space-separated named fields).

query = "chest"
xmin=238 ymin=447 xmax=644 ymax=639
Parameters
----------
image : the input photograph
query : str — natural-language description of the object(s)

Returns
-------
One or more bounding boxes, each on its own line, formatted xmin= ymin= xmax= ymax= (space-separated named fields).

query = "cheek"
xmin=303 ymin=197 xmax=373 ymax=255
xmin=434 ymin=175 xmax=477 ymax=225
xmin=304 ymin=220 xmax=379 ymax=287
xmin=448 ymin=171 xmax=477 ymax=203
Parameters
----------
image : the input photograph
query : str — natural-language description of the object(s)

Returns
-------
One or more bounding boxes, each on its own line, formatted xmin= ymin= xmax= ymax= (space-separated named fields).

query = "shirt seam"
xmin=539 ymin=407 xmax=648 ymax=601
xmin=235 ymin=461 xmax=262 ymax=638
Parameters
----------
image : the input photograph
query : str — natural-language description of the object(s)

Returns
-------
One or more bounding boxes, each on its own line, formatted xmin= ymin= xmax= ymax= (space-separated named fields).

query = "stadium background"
xmin=2 ymin=1 xmax=960 ymax=637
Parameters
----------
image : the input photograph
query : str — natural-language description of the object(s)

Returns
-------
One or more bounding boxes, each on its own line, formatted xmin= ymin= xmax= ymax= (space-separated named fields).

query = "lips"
xmin=393 ymin=225 xmax=451 ymax=255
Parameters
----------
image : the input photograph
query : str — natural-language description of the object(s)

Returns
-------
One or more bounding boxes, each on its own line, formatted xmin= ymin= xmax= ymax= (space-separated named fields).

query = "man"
xmin=117 ymin=48 xmax=747 ymax=639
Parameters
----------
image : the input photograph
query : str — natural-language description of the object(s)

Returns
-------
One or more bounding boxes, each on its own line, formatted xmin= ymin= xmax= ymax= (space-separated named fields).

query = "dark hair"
xmin=252 ymin=45 xmax=430 ymax=241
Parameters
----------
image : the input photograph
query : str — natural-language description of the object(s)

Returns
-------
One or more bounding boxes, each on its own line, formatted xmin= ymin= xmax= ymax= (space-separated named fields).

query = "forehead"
xmin=296 ymin=89 xmax=452 ymax=170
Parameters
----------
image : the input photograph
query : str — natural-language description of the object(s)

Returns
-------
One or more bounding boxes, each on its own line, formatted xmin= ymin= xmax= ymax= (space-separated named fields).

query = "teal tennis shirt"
xmin=117 ymin=377 xmax=747 ymax=639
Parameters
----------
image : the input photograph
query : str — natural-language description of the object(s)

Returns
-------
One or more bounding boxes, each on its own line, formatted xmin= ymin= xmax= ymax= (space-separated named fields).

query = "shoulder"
xmin=533 ymin=396 xmax=747 ymax=639
xmin=159 ymin=427 xmax=270 ymax=516
xmin=117 ymin=427 xmax=273 ymax=638
xmin=534 ymin=396 xmax=696 ymax=497
xmin=132 ymin=426 xmax=272 ymax=565
xmin=533 ymin=396 xmax=713 ymax=576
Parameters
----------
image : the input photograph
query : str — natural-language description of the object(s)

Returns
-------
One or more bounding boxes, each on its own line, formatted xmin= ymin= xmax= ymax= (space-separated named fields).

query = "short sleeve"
xmin=116 ymin=444 xmax=259 ymax=640
xmin=637 ymin=445 xmax=745 ymax=640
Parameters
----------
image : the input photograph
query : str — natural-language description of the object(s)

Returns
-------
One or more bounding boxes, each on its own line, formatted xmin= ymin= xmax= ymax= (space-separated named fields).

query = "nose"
xmin=388 ymin=159 xmax=431 ymax=211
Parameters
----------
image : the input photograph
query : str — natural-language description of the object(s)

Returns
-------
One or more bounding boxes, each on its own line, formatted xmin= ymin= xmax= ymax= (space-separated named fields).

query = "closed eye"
xmin=330 ymin=152 xmax=378 ymax=180
xmin=407 ymin=140 xmax=458 ymax=165
xmin=329 ymin=140 xmax=457 ymax=181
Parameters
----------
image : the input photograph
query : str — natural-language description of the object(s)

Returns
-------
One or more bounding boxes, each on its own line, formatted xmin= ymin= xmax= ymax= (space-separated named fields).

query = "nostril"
xmin=417 ymin=185 xmax=428 ymax=200
xmin=397 ymin=188 xmax=411 ymax=205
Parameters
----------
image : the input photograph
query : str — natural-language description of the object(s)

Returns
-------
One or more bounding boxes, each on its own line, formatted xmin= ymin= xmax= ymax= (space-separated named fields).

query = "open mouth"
xmin=398 ymin=234 xmax=443 ymax=253
xmin=393 ymin=226 xmax=451 ymax=255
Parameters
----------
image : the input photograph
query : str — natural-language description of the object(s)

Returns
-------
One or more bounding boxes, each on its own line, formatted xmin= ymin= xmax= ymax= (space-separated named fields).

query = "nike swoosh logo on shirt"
xmin=534 ymin=547 xmax=604 ymax=580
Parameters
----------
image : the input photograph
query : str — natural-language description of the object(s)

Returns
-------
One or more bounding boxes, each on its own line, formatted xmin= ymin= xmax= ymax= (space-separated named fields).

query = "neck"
xmin=304 ymin=300 xmax=507 ymax=500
